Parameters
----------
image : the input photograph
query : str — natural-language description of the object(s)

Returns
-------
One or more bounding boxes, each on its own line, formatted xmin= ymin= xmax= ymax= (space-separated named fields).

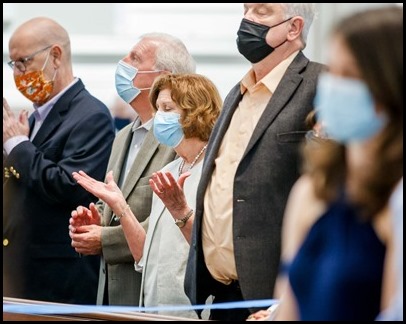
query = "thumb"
xmin=19 ymin=110 xmax=30 ymax=136
xmin=106 ymin=170 xmax=114 ymax=183
xmin=89 ymin=203 xmax=101 ymax=223
xmin=178 ymin=171 xmax=191 ymax=190
xmin=19 ymin=109 xmax=29 ymax=123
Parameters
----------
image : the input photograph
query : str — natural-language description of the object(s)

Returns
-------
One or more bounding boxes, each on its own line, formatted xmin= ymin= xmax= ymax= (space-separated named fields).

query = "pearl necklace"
xmin=178 ymin=144 xmax=207 ymax=176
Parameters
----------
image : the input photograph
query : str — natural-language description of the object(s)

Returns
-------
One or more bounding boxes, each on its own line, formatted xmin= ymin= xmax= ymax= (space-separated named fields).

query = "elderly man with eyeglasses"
xmin=3 ymin=17 xmax=115 ymax=304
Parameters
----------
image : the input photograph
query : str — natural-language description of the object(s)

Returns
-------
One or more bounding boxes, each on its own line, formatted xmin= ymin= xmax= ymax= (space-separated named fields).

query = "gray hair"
xmin=140 ymin=32 xmax=196 ymax=73
xmin=281 ymin=3 xmax=316 ymax=48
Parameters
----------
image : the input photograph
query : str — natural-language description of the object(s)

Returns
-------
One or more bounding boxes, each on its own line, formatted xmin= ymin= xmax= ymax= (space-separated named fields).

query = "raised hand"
xmin=149 ymin=171 xmax=191 ymax=218
xmin=72 ymin=170 xmax=125 ymax=212
xmin=3 ymin=97 xmax=29 ymax=143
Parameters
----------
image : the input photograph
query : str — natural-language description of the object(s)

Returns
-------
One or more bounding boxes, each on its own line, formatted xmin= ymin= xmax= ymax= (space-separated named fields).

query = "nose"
xmin=121 ymin=54 xmax=132 ymax=65
xmin=243 ymin=9 xmax=256 ymax=22
xmin=12 ymin=66 xmax=25 ymax=76
xmin=244 ymin=13 xmax=253 ymax=21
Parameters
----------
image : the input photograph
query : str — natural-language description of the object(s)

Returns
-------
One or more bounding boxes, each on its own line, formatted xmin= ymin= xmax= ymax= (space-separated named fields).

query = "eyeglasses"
xmin=7 ymin=45 xmax=52 ymax=73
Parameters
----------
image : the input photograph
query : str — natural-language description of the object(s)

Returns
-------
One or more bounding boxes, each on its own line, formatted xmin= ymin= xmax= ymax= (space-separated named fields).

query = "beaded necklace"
xmin=178 ymin=144 xmax=207 ymax=177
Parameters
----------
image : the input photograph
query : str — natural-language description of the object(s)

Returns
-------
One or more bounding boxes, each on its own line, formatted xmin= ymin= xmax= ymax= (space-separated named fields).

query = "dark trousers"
xmin=210 ymin=280 xmax=251 ymax=321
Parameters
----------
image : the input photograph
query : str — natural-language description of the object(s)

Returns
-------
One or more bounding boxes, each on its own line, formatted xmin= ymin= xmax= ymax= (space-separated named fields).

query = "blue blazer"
xmin=185 ymin=52 xmax=325 ymax=315
xmin=3 ymin=79 xmax=115 ymax=304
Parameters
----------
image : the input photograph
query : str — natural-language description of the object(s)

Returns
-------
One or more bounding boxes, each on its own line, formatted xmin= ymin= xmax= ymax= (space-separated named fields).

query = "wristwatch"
xmin=174 ymin=209 xmax=194 ymax=228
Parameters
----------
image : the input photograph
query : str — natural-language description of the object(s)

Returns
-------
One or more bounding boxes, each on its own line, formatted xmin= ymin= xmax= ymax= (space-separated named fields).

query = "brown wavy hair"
xmin=302 ymin=111 xmax=346 ymax=203
xmin=308 ymin=7 xmax=403 ymax=217
xmin=149 ymin=73 xmax=222 ymax=141
xmin=336 ymin=7 xmax=403 ymax=217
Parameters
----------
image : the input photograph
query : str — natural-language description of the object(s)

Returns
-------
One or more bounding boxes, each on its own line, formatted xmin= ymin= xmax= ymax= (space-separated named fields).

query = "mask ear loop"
xmin=132 ymin=70 xmax=165 ymax=91
xmin=41 ymin=47 xmax=58 ymax=82
xmin=41 ymin=48 xmax=52 ymax=71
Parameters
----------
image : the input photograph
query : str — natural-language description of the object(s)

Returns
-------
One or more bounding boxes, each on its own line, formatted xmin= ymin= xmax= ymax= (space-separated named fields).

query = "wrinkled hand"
xmin=72 ymin=170 xmax=125 ymax=212
xmin=69 ymin=224 xmax=102 ymax=255
xmin=149 ymin=171 xmax=191 ymax=217
xmin=69 ymin=203 xmax=101 ymax=233
xmin=3 ymin=97 xmax=29 ymax=143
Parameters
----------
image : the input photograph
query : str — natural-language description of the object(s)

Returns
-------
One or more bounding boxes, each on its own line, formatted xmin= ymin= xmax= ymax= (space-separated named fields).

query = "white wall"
xmin=3 ymin=3 xmax=400 ymax=111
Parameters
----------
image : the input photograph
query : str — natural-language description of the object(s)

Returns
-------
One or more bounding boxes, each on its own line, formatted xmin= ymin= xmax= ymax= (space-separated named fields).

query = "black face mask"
xmin=236 ymin=17 xmax=292 ymax=64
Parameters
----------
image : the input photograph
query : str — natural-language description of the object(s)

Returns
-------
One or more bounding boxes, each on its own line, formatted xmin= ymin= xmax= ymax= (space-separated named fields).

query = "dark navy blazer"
xmin=3 ymin=79 xmax=115 ymax=304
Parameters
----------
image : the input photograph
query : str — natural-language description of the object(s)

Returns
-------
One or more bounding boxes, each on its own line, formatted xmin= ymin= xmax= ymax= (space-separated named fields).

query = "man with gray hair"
xmin=68 ymin=33 xmax=196 ymax=306
xmin=184 ymin=3 xmax=324 ymax=320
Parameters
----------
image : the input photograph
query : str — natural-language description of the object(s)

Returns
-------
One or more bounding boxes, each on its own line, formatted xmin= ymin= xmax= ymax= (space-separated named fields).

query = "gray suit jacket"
xmin=96 ymin=123 xmax=176 ymax=306
xmin=185 ymin=52 xmax=324 ymax=314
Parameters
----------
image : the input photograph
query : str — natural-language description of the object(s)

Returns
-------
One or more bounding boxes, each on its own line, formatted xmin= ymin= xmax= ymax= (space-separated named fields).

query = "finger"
xmin=178 ymin=171 xmax=191 ymax=190
xmin=77 ymin=171 xmax=99 ymax=189
xmin=89 ymin=203 xmax=100 ymax=220
xmin=150 ymin=172 xmax=165 ymax=191
xmin=106 ymin=170 xmax=114 ymax=183
xmin=3 ymin=106 xmax=11 ymax=121
xmin=156 ymin=172 xmax=171 ymax=190
xmin=149 ymin=178 xmax=163 ymax=195
xmin=72 ymin=171 xmax=81 ymax=181
xmin=69 ymin=217 xmax=76 ymax=226
xmin=74 ymin=248 xmax=89 ymax=254
xmin=77 ymin=206 xmax=90 ymax=218
xmin=19 ymin=109 xmax=29 ymax=127
xmin=3 ymin=98 xmax=13 ymax=118
xmin=165 ymin=171 xmax=182 ymax=188
xmin=78 ymin=170 xmax=93 ymax=180
xmin=74 ymin=175 xmax=92 ymax=191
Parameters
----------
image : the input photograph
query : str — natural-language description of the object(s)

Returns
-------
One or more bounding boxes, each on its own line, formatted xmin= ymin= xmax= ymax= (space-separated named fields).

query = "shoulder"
xmin=307 ymin=61 xmax=326 ymax=74
xmin=68 ymin=80 xmax=110 ymax=114
xmin=115 ymin=123 xmax=132 ymax=137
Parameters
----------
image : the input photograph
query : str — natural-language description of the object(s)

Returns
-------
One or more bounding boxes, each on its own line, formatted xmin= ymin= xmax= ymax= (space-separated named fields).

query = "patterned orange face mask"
xmin=14 ymin=70 xmax=55 ymax=105
xmin=14 ymin=49 xmax=57 ymax=105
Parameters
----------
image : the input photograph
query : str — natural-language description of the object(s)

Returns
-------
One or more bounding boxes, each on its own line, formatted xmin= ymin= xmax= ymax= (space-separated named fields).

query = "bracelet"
xmin=115 ymin=204 xmax=130 ymax=221
xmin=174 ymin=209 xmax=194 ymax=228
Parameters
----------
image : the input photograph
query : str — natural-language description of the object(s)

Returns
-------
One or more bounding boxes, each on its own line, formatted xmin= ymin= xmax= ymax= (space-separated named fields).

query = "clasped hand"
xmin=3 ymin=97 xmax=29 ymax=143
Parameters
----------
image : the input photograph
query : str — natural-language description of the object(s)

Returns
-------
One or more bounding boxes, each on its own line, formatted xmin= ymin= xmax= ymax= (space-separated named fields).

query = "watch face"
xmin=175 ymin=219 xmax=185 ymax=228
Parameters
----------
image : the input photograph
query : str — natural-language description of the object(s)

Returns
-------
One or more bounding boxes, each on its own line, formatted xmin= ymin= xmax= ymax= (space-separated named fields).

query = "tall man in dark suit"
xmin=68 ymin=33 xmax=195 ymax=306
xmin=184 ymin=3 xmax=324 ymax=320
xmin=3 ymin=17 xmax=115 ymax=304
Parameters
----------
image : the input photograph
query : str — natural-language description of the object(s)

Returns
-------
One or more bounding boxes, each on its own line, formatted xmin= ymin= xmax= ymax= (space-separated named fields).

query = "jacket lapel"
xmin=31 ymin=80 xmax=85 ymax=146
xmin=243 ymin=52 xmax=309 ymax=159
xmin=204 ymin=86 xmax=242 ymax=170
xmin=104 ymin=127 xmax=133 ymax=225
xmin=28 ymin=115 xmax=35 ymax=139
xmin=120 ymin=129 xmax=159 ymax=200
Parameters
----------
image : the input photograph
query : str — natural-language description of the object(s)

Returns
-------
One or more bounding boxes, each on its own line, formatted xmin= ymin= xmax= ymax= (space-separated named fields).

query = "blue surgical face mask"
xmin=115 ymin=60 xmax=161 ymax=104
xmin=314 ymin=72 xmax=386 ymax=143
xmin=153 ymin=111 xmax=184 ymax=148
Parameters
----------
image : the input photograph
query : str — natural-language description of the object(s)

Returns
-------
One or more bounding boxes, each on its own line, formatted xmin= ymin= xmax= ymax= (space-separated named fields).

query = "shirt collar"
xmin=131 ymin=116 xmax=153 ymax=132
xmin=240 ymin=51 xmax=300 ymax=95
xmin=33 ymin=78 xmax=79 ymax=121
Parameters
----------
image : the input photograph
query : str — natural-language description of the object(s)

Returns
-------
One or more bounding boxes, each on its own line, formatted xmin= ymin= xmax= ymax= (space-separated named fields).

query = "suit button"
xmin=3 ymin=238 xmax=9 ymax=246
